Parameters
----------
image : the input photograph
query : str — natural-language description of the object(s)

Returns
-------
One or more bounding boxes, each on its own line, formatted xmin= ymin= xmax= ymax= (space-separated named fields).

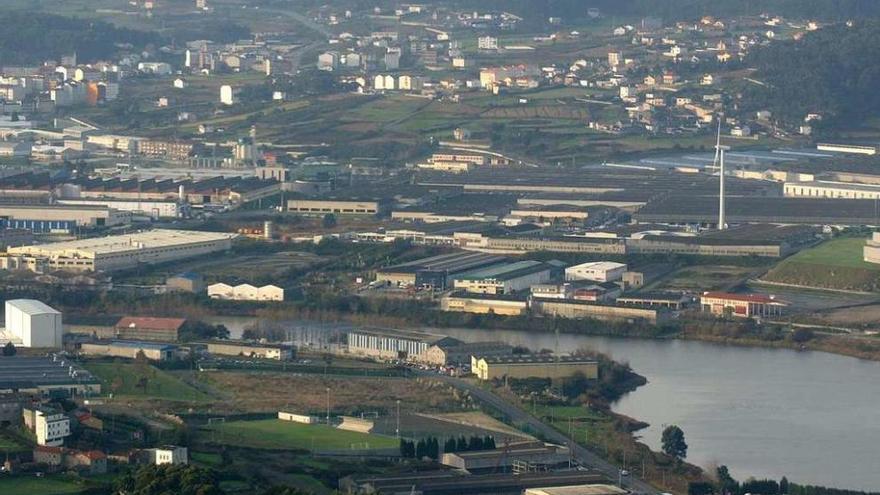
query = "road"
xmin=426 ymin=373 xmax=659 ymax=494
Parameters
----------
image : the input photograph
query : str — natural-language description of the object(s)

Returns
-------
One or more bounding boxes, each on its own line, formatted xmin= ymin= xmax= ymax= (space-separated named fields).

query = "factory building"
xmin=114 ymin=317 xmax=187 ymax=342
xmin=375 ymin=251 xmax=507 ymax=289
xmin=287 ymin=198 xmax=386 ymax=216
xmin=207 ymin=283 xmax=284 ymax=301
xmin=453 ymin=261 xmax=552 ymax=295
xmin=700 ymin=292 xmax=787 ymax=318
xmin=80 ymin=341 xmax=179 ymax=361
xmin=471 ymin=355 xmax=599 ymax=381
xmin=56 ymin=199 xmax=180 ymax=219
xmin=564 ymin=262 xmax=627 ymax=283
xmin=346 ymin=328 xmax=460 ymax=361
xmin=7 ymin=229 xmax=237 ymax=272
xmin=421 ymin=341 xmax=513 ymax=367
xmin=166 ymin=272 xmax=205 ymax=293
xmin=0 ymin=205 xmax=131 ymax=232
xmin=3 ymin=299 xmax=62 ymax=348
xmin=440 ymin=441 xmax=571 ymax=473
xmin=531 ymin=300 xmax=667 ymax=324
xmin=440 ymin=293 xmax=529 ymax=316
xmin=784 ymin=180 xmax=880 ymax=200
xmin=206 ymin=341 xmax=294 ymax=360
xmin=0 ymin=356 xmax=101 ymax=396
xmin=524 ymin=485 xmax=628 ymax=495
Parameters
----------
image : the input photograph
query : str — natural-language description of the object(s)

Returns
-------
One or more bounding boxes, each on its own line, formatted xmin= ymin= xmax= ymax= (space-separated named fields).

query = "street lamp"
xmin=326 ymin=387 xmax=331 ymax=424
xmin=396 ymin=399 xmax=401 ymax=438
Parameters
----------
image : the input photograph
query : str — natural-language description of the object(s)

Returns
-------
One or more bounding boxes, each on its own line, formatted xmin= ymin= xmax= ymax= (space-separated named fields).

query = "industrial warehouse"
xmin=5 ymin=229 xmax=237 ymax=272
xmin=375 ymin=251 xmax=507 ymax=289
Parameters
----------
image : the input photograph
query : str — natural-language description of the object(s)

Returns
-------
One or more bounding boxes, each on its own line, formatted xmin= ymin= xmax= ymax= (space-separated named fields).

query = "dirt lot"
xmin=201 ymin=371 xmax=470 ymax=415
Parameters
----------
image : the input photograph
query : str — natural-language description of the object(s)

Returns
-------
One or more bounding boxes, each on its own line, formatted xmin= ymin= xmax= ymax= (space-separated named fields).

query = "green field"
xmin=781 ymin=237 xmax=879 ymax=269
xmin=85 ymin=362 xmax=211 ymax=402
xmin=204 ymin=419 xmax=399 ymax=451
xmin=764 ymin=237 xmax=880 ymax=291
xmin=0 ymin=476 xmax=87 ymax=495
xmin=0 ymin=435 xmax=29 ymax=453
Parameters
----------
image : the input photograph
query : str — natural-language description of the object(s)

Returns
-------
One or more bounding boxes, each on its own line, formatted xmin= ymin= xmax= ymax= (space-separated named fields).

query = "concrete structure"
xmin=33 ymin=446 xmax=107 ymax=475
xmin=56 ymin=199 xmax=180 ymax=219
xmin=421 ymin=341 xmax=513 ymax=367
xmin=220 ymin=85 xmax=236 ymax=105
xmin=146 ymin=445 xmax=188 ymax=465
xmin=287 ymin=198 xmax=384 ymax=216
xmin=278 ymin=411 xmax=318 ymax=424
xmin=375 ymin=252 xmax=506 ymax=289
xmin=564 ymin=262 xmax=626 ymax=283
xmin=0 ymin=356 xmax=101 ymax=397
xmin=115 ymin=317 xmax=186 ymax=342
xmin=207 ymin=283 xmax=284 ymax=301
xmin=784 ymin=180 xmax=880 ymax=200
xmin=7 ymin=229 xmax=237 ymax=272
xmin=166 ymin=272 xmax=204 ymax=293
xmin=441 ymin=293 xmax=529 ymax=316
xmin=80 ymin=340 xmax=178 ymax=361
xmin=700 ymin=292 xmax=786 ymax=318
xmin=865 ymin=233 xmax=880 ymax=264
xmin=207 ymin=341 xmax=294 ymax=360
xmin=23 ymin=406 xmax=70 ymax=446
xmin=453 ymin=261 xmax=552 ymax=295
xmin=471 ymin=355 xmax=599 ymax=381
xmin=524 ymin=484 xmax=627 ymax=495
xmin=441 ymin=441 xmax=571 ymax=473
xmin=346 ymin=329 xmax=460 ymax=361
xmin=4 ymin=299 xmax=62 ymax=348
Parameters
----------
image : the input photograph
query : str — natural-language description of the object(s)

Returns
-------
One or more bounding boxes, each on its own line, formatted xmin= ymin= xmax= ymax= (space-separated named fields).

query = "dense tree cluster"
xmin=743 ymin=21 xmax=880 ymax=129
xmin=695 ymin=466 xmax=880 ymax=495
xmin=114 ymin=464 xmax=224 ymax=495
xmin=0 ymin=11 xmax=158 ymax=65
xmin=443 ymin=435 xmax=497 ymax=453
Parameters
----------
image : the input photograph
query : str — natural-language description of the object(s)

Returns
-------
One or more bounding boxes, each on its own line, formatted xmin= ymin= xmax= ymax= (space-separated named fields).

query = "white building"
xmin=220 ymin=85 xmax=237 ymax=105
xmin=147 ymin=446 xmax=188 ymax=465
xmin=478 ymin=36 xmax=499 ymax=50
xmin=4 ymin=299 xmax=62 ymax=348
xmin=207 ymin=283 xmax=284 ymax=301
xmin=137 ymin=62 xmax=173 ymax=75
xmin=173 ymin=78 xmax=187 ymax=89
xmin=784 ymin=180 xmax=880 ymax=200
xmin=317 ymin=52 xmax=339 ymax=71
xmin=24 ymin=407 xmax=70 ymax=446
xmin=564 ymin=261 xmax=627 ymax=283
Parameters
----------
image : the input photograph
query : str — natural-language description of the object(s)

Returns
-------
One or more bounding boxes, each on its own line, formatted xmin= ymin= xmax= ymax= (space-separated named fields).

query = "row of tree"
xmin=688 ymin=465 xmax=880 ymax=495
xmin=400 ymin=435 xmax=497 ymax=459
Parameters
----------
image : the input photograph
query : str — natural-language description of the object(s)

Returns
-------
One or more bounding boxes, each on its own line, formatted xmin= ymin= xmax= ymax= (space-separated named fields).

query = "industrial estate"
xmin=0 ymin=1 xmax=879 ymax=495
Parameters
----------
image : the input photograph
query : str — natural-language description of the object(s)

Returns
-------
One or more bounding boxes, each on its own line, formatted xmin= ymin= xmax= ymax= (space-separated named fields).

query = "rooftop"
xmin=0 ymin=355 xmax=99 ymax=390
xmin=5 ymin=299 xmax=61 ymax=316
xmin=478 ymin=355 xmax=598 ymax=365
xmin=456 ymin=260 xmax=550 ymax=282
xmin=8 ymin=229 xmax=237 ymax=257
xmin=701 ymin=292 xmax=787 ymax=305
xmin=116 ymin=317 xmax=187 ymax=331
xmin=91 ymin=340 xmax=179 ymax=351
xmin=526 ymin=484 xmax=628 ymax=495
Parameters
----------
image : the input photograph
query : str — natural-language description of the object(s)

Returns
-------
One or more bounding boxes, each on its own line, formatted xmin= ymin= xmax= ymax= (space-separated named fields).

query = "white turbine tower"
xmin=713 ymin=119 xmax=729 ymax=230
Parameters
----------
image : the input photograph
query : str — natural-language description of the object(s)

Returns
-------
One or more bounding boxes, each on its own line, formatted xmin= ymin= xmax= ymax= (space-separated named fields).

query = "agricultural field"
xmin=763 ymin=237 xmax=880 ymax=291
xmin=200 ymin=371 xmax=467 ymax=414
xmin=0 ymin=475 xmax=89 ymax=495
xmin=202 ymin=418 xmax=399 ymax=451
xmin=85 ymin=362 xmax=211 ymax=402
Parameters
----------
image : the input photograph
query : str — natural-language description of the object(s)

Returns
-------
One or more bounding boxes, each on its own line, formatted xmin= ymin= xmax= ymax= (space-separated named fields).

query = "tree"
xmin=2 ymin=342 xmax=16 ymax=356
xmin=661 ymin=425 xmax=688 ymax=460
xmin=415 ymin=439 xmax=427 ymax=459
xmin=780 ymin=476 xmax=789 ymax=494
xmin=444 ymin=437 xmax=457 ymax=453
xmin=114 ymin=464 xmax=224 ymax=495
xmin=717 ymin=465 xmax=739 ymax=494
xmin=322 ymin=213 xmax=337 ymax=229
xmin=467 ymin=436 xmax=484 ymax=451
xmin=688 ymin=481 xmax=714 ymax=495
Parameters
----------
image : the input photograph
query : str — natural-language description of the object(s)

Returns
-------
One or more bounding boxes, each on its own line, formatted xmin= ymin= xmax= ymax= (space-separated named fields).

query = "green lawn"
xmin=782 ymin=237 xmax=878 ymax=270
xmin=85 ymin=362 xmax=211 ymax=402
xmin=0 ymin=476 xmax=87 ymax=495
xmin=204 ymin=419 xmax=399 ymax=451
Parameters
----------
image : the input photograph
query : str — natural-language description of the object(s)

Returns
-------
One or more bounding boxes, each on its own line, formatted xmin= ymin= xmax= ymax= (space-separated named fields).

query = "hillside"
xmin=763 ymin=237 xmax=880 ymax=291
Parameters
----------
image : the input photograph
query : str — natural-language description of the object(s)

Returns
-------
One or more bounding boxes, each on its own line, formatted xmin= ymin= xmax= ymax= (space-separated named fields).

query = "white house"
xmin=147 ymin=446 xmax=188 ymax=465
xmin=173 ymin=78 xmax=187 ymax=89
xmin=220 ymin=85 xmax=237 ymax=105
xmin=24 ymin=406 xmax=70 ymax=446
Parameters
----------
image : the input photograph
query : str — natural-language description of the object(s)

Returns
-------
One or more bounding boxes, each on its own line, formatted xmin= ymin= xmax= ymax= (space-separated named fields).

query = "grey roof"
xmin=0 ymin=356 xmax=98 ymax=390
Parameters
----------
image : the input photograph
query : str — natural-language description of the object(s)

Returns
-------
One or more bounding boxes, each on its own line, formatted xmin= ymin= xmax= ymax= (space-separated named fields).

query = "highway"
xmin=425 ymin=373 xmax=660 ymax=494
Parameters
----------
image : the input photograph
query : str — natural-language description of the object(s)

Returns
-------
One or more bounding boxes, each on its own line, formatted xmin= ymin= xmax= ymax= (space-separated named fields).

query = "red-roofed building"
xmin=700 ymin=292 xmax=787 ymax=318
xmin=115 ymin=317 xmax=187 ymax=341
xmin=33 ymin=446 xmax=107 ymax=474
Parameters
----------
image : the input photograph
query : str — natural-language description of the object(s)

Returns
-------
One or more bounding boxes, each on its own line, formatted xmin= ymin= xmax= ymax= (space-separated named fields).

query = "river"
xmin=207 ymin=316 xmax=880 ymax=490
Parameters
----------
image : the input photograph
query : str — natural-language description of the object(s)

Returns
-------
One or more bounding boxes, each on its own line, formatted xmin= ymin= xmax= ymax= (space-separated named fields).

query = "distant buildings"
xmin=471 ymin=355 xmax=599 ymax=381
xmin=207 ymin=283 xmax=284 ymax=301
xmin=453 ymin=261 xmax=552 ymax=295
xmin=23 ymin=406 xmax=70 ymax=446
xmin=206 ymin=341 xmax=294 ymax=360
xmin=564 ymin=262 xmax=627 ymax=283
xmin=80 ymin=341 xmax=179 ymax=361
xmin=0 ymin=356 xmax=100 ymax=396
xmin=145 ymin=446 xmax=188 ymax=466
xmin=115 ymin=317 xmax=187 ymax=342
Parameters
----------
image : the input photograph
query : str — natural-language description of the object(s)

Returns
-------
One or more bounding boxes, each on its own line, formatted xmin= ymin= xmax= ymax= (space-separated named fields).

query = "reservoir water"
xmin=208 ymin=316 xmax=880 ymax=490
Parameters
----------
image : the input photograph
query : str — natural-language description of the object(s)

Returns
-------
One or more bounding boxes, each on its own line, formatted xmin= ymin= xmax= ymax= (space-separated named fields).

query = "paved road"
xmin=426 ymin=373 xmax=659 ymax=494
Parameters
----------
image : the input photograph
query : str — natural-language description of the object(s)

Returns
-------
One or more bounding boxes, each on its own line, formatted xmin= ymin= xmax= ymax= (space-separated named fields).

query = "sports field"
xmin=203 ymin=419 xmax=399 ymax=451
xmin=85 ymin=362 xmax=210 ymax=402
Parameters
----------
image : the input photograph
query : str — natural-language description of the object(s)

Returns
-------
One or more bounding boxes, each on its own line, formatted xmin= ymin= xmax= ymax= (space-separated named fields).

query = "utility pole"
xmin=396 ymin=399 xmax=401 ymax=438
xmin=326 ymin=387 xmax=330 ymax=424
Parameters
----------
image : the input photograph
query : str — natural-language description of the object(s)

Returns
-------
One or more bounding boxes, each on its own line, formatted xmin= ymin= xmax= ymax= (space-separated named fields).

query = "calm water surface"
xmin=210 ymin=316 xmax=880 ymax=490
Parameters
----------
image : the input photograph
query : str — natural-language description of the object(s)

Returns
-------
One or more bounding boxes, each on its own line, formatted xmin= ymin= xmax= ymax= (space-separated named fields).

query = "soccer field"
xmin=205 ymin=419 xmax=399 ymax=451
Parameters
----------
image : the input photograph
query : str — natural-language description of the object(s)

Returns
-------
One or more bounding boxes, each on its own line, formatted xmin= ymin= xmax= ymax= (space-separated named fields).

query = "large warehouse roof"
xmin=5 ymin=299 xmax=60 ymax=316
xmin=456 ymin=260 xmax=549 ymax=282
xmin=8 ymin=229 xmax=237 ymax=257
